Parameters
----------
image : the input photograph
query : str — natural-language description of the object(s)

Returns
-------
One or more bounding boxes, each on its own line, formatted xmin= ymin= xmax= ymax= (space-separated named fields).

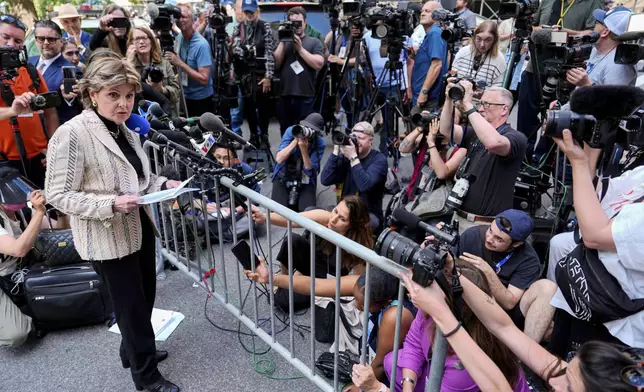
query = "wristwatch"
xmin=349 ymin=156 xmax=359 ymax=163
xmin=401 ymin=377 xmax=416 ymax=386
xmin=421 ymin=88 xmax=429 ymax=95
xmin=462 ymin=107 xmax=477 ymax=118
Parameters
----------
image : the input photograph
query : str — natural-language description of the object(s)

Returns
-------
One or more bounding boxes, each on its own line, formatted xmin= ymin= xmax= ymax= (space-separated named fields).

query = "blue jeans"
xmin=230 ymin=88 xmax=244 ymax=136
xmin=277 ymin=96 xmax=315 ymax=136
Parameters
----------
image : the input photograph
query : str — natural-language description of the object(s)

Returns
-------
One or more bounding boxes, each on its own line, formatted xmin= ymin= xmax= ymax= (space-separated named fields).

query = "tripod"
xmin=210 ymin=27 xmax=233 ymax=126
xmin=361 ymin=41 xmax=409 ymax=169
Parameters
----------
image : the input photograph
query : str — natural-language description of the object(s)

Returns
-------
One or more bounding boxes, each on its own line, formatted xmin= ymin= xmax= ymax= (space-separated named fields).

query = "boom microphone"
xmin=199 ymin=112 xmax=257 ymax=150
xmin=569 ymin=85 xmax=644 ymax=119
xmin=530 ymin=29 xmax=552 ymax=45
xmin=392 ymin=208 xmax=458 ymax=246
xmin=148 ymin=3 xmax=160 ymax=20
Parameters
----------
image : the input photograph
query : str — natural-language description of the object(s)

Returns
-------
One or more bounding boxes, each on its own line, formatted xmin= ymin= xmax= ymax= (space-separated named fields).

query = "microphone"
xmin=172 ymin=116 xmax=200 ymax=128
xmin=199 ymin=112 xmax=257 ymax=150
xmin=392 ymin=208 xmax=458 ymax=246
xmin=148 ymin=3 xmax=160 ymax=20
xmin=147 ymin=129 xmax=211 ymax=163
xmin=150 ymin=119 xmax=193 ymax=146
xmin=570 ymin=85 xmax=644 ymax=119
xmin=125 ymin=114 xmax=151 ymax=135
xmin=148 ymin=102 xmax=169 ymax=121
xmin=530 ymin=29 xmax=552 ymax=45
xmin=431 ymin=9 xmax=451 ymax=22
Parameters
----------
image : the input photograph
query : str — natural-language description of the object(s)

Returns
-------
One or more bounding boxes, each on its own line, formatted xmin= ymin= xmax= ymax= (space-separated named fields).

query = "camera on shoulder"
xmin=278 ymin=20 xmax=303 ymax=42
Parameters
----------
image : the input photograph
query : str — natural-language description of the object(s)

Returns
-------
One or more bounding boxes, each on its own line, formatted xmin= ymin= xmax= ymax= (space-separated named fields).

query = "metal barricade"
xmin=143 ymin=140 xmax=447 ymax=391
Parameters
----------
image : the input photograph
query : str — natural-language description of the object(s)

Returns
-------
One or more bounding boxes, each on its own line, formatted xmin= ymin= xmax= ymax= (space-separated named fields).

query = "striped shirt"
xmin=451 ymin=45 xmax=507 ymax=88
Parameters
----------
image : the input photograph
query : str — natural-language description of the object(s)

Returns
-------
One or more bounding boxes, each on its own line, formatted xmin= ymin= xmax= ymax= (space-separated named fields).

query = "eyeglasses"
xmin=35 ymin=36 xmax=61 ymax=43
xmin=64 ymin=50 xmax=80 ymax=56
xmin=479 ymin=100 xmax=506 ymax=110
xmin=0 ymin=15 xmax=26 ymax=32
xmin=132 ymin=36 xmax=150 ymax=42
xmin=621 ymin=348 xmax=644 ymax=390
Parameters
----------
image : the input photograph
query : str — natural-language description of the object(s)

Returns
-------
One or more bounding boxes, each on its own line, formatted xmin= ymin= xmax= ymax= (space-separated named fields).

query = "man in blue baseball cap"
xmin=565 ymin=5 xmax=637 ymax=89
xmin=453 ymin=209 xmax=556 ymax=343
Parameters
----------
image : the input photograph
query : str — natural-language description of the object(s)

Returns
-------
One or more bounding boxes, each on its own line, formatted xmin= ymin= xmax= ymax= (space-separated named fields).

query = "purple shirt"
xmin=384 ymin=311 xmax=530 ymax=392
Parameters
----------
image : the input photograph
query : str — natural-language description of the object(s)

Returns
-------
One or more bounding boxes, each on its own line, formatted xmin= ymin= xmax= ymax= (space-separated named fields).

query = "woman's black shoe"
xmin=122 ymin=350 xmax=168 ymax=369
xmin=136 ymin=376 xmax=180 ymax=392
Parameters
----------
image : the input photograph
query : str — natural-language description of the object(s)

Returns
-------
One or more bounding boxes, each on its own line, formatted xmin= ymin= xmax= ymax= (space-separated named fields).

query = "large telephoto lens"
xmin=544 ymin=110 xmax=597 ymax=139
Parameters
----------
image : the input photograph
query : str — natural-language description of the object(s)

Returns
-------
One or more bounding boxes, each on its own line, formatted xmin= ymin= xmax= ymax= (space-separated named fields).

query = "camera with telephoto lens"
xmin=292 ymin=125 xmax=317 ymax=139
xmin=447 ymin=76 xmax=479 ymax=101
xmin=332 ymin=131 xmax=358 ymax=146
xmin=278 ymin=20 xmax=303 ymax=42
xmin=445 ymin=157 xmax=475 ymax=212
xmin=142 ymin=65 xmax=164 ymax=84
xmin=498 ymin=0 xmax=538 ymax=20
xmin=284 ymin=180 xmax=300 ymax=206
xmin=375 ymin=223 xmax=457 ymax=287
xmin=544 ymin=110 xmax=600 ymax=144
xmin=410 ymin=105 xmax=439 ymax=127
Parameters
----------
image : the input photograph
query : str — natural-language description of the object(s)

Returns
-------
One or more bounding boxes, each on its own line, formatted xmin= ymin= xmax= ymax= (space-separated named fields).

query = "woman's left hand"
xmin=243 ymin=258 xmax=269 ymax=284
xmin=165 ymin=180 xmax=181 ymax=189
xmin=351 ymin=364 xmax=381 ymax=392
xmin=400 ymin=270 xmax=449 ymax=317
xmin=552 ymin=129 xmax=588 ymax=165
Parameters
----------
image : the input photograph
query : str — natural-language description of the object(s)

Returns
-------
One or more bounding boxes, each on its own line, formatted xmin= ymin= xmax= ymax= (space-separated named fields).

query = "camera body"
xmin=278 ymin=20 xmax=303 ymax=42
xmin=410 ymin=105 xmax=439 ymax=127
xmin=233 ymin=44 xmax=257 ymax=71
xmin=142 ymin=65 xmax=165 ymax=84
xmin=498 ymin=0 xmax=538 ymax=20
xmin=208 ymin=2 xmax=233 ymax=31
xmin=368 ymin=5 xmax=414 ymax=40
xmin=332 ymin=131 xmax=358 ymax=146
xmin=150 ymin=2 xmax=182 ymax=53
xmin=284 ymin=180 xmax=300 ymax=206
xmin=30 ymin=92 xmax=62 ymax=111
xmin=0 ymin=47 xmax=28 ymax=79
xmin=447 ymin=76 xmax=478 ymax=101
xmin=432 ymin=9 xmax=470 ymax=44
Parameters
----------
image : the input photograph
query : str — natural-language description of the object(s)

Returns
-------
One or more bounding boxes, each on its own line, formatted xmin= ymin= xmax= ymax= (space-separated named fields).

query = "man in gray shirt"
xmin=455 ymin=0 xmax=477 ymax=30
xmin=274 ymin=6 xmax=325 ymax=136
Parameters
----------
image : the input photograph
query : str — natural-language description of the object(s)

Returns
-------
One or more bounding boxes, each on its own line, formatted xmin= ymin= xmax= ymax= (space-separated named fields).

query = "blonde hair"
xmin=77 ymin=53 xmax=142 ymax=109
xmin=128 ymin=26 xmax=162 ymax=64
xmin=102 ymin=4 xmax=132 ymax=57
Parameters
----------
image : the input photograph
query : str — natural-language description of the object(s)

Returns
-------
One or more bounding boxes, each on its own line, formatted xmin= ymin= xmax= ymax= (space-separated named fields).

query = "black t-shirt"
xmin=276 ymin=233 xmax=350 ymax=278
xmin=278 ymin=36 xmax=325 ymax=97
xmin=455 ymin=225 xmax=541 ymax=290
xmin=459 ymin=123 xmax=527 ymax=216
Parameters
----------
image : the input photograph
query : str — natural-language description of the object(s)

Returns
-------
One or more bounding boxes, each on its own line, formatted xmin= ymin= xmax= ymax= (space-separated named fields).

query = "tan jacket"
xmin=45 ymin=109 xmax=165 ymax=261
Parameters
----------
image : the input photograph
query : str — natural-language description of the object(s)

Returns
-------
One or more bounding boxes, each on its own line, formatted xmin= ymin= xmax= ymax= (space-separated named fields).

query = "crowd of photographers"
xmin=1 ymin=0 xmax=643 ymax=391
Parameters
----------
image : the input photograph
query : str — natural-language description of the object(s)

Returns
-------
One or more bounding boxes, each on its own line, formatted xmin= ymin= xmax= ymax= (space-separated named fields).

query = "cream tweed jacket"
xmin=45 ymin=109 xmax=165 ymax=261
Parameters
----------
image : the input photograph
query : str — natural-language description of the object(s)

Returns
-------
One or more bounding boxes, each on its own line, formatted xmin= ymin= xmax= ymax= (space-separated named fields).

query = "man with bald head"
xmin=411 ymin=1 xmax=448 ymax=108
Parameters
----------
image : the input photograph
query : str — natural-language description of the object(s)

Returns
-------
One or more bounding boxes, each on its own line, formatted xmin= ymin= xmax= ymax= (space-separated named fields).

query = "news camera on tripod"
xmin=272 ymin=113 xmax=326 ymax=212
xmin=231 ymin=0 xmax=275 ymax=148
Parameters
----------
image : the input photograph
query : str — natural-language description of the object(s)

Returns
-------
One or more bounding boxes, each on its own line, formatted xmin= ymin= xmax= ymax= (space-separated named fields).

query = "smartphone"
xmin=108 ymin=17 xmax=130 ymax=28
xmin=231 ymin=240 xmax=261 ymax=271
xmin=30 ymin=92 xmax=62 ymax=111
xmin=62 ymin=66 xmax=76 ymax=95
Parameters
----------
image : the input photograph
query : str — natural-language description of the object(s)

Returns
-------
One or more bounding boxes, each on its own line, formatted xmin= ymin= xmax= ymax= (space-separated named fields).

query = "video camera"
xmin=278 ymin=20 xmax=303 ymax=42
xmin=376 ymin=209 xmax=459 ymax=287
xmin=0 ymin=46 xmax=28 ymax=79
xmin=148 ymin=1 xmax=182 ymax=53
xmin=615 ymin=14 xmax=644 ymax=65
xmin=498 ymin=0 xmax=538 ymax=21
xmin=207 ymin=0 xmax=233 ymax=31
xmin=367 ymin=4 xmax=414 ymax=62
xmin=431 ymin=9 xmax=470 ymax=44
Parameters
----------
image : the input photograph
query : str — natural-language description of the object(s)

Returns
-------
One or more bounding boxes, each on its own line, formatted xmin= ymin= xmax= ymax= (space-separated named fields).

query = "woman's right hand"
xmin=244 ymin=258 xmax=269 ymax=284
xmin=251 ymin=205 xmax=266 ymax=224
xmin=113 ymin=195 xmax=140 ymax=213
xmin=99 ymin=15 xmax=114 ymax=32
xmin=400 ymin=271 xmax=450 ymax=319
xmin=29 ymin=191 xmax=46 ymax=214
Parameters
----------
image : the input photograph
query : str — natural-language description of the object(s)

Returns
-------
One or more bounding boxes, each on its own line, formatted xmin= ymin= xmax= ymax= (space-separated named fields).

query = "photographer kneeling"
xmin=272 ymin=113 xmax=326 ymax=211
xmin=439 ymin=81 xmax=527 ymax=232
xmin=126 ymin=27 xmax=181 ymax=116
xmin=543 ymin=128 xmax=644 ymax=356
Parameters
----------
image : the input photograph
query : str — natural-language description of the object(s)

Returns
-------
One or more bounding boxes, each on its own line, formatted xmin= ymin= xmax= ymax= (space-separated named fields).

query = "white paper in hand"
xmin=138 ymin=176 xmax=200 ymax=205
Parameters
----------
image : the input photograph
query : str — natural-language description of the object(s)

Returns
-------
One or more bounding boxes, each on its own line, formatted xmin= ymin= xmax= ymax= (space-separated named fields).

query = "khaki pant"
xmin=0 ymin=288 xmax=31 ymax=347
xmin=453 ymin=212 xmax=493 ymax=234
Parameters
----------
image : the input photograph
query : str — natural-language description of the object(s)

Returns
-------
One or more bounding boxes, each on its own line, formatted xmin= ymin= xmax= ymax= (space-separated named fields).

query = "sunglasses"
xmin=35 ymin=36 xmax=61 ymax=43
xmin=0 ymin=15 xmax=26 ymax=32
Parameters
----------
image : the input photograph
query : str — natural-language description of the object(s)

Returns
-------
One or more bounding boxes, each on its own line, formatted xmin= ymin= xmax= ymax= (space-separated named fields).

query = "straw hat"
xmin=54 ymin=4 xmax=83 ymax=20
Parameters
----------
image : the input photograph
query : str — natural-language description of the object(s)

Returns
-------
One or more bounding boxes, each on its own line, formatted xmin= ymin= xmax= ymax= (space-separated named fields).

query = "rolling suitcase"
xmin=24 ymin=263 xmax=112 ymax=330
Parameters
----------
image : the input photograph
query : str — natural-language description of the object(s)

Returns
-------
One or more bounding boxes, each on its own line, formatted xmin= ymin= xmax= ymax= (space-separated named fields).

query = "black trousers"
xmin=277 ymin=95 xmax=315 ymax=136
xmin=272 ymin=179 xmax=316 ymax=212
xmin=243 ymin=88 xmax=273 ymax=139
xmin=93 ymin=212 xmax=160 ymax=386
xmin=185 ymin=96 xmax=214 ymax=118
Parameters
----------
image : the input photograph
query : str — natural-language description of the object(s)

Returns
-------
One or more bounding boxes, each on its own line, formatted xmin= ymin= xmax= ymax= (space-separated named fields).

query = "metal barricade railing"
xmin=143 ymin=140 xmax=447 ymax=391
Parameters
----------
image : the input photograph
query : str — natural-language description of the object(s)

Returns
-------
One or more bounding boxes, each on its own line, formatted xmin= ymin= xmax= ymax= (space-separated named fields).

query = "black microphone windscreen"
xmin=199 ymin=112 xmax=224 ymax=133
xmin=148 ymin=103 xmax=166 ymax=119
xmin=160 ymin=164 xmax=181 ymax=181
xmin=392 ymin=208 xmax=421 ymax=229
xmin=570 ymin=85 xmax=644 ymax=119
xmin=149 ymin=119 xmax=167 ymax=130
xmin=531 ymin=29 xmax=552 ymax=45
xmin=156 ymin=129 xmax=192 ymax=147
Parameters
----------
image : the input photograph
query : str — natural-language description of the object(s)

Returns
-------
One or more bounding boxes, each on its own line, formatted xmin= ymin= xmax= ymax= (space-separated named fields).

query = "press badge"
xmin=17 ymin=113 xmax=34 ymax=118
xmin=181 ymin=71 xmax=188 ymax=87
xmin=338 ymin=46 xmax=347 ymax=59
xmin=301 ymin=172 xmax=310 ymax=185
xmin=290 ymin=60 xmax=304 ymax=75
xmin=418 ymin=166 xmax=432 ymax=190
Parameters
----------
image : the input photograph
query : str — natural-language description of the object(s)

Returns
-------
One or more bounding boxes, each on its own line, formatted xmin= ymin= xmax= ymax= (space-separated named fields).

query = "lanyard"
xmin=494 ymin=252 xmax=513 ymax=273
xmin=557 ymin=0 xmax=577 ymax=26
